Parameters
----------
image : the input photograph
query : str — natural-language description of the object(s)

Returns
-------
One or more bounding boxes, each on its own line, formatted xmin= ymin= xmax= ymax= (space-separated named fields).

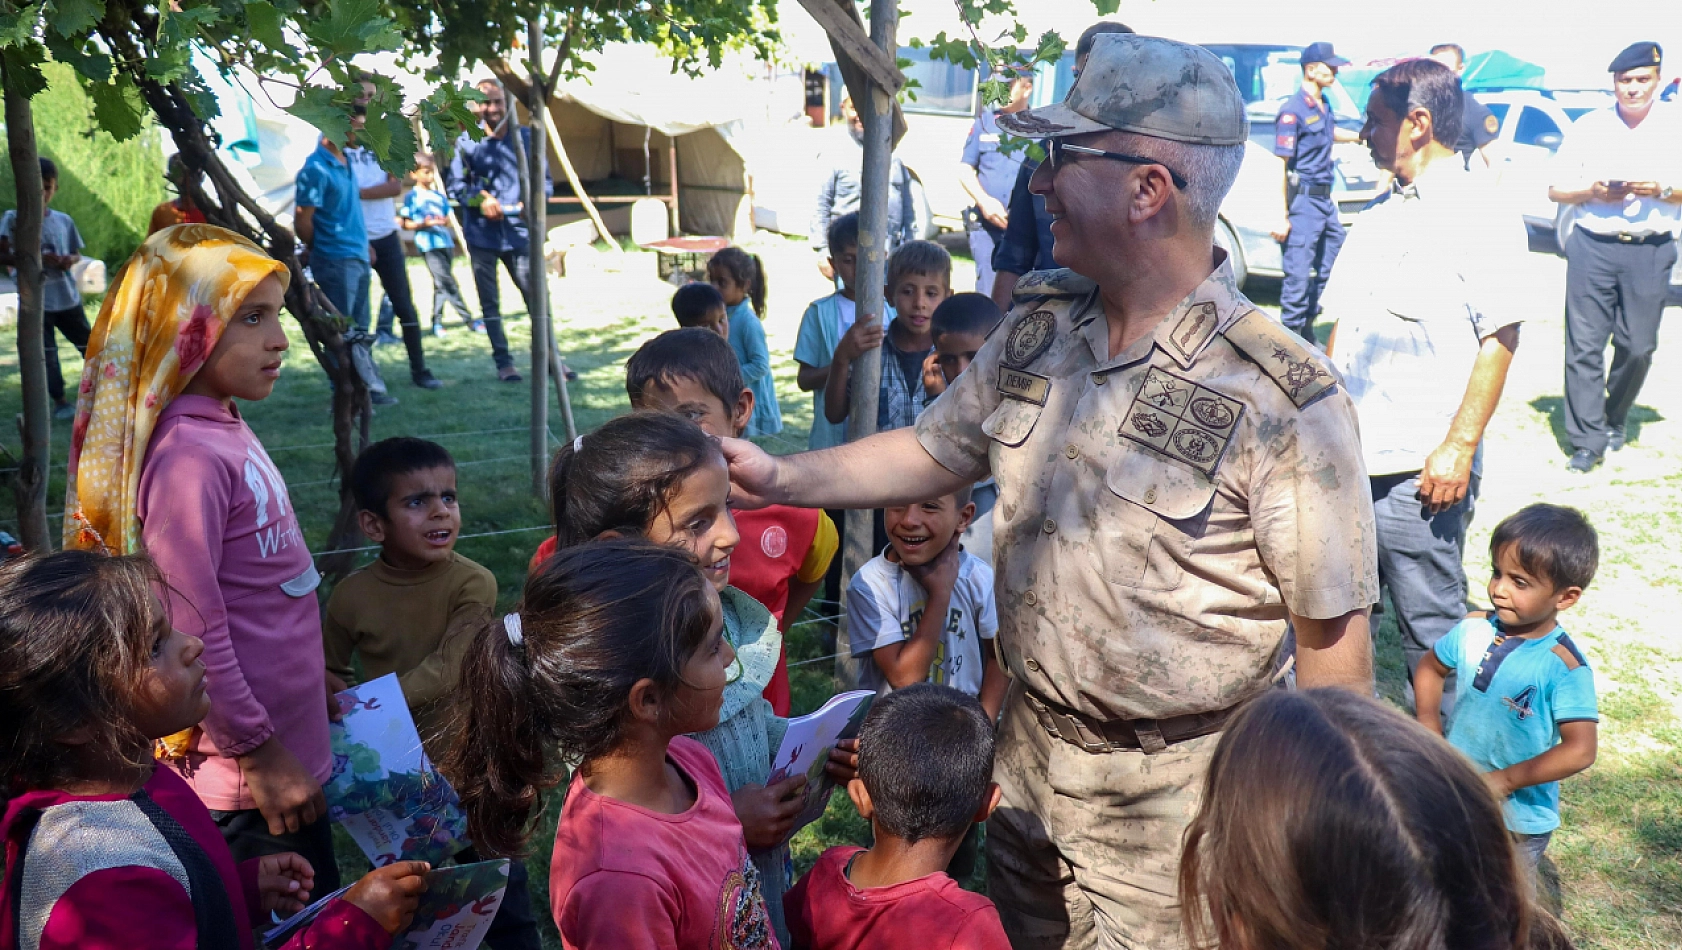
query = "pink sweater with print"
xmin=138 ymin=394 xmax=330 ymax=811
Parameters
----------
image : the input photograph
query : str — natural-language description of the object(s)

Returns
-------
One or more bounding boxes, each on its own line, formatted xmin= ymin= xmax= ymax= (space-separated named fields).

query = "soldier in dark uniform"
xmin=1430 ymin=43 xmax=1501 ymax=168
xmin=1273 ymin=41 xmax=1362 ymax=340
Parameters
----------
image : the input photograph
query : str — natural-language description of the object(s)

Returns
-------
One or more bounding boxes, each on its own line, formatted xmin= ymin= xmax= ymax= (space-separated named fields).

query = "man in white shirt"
xmin=348 ymin=75 xmax=440 ymax=391
xmin=1326 ymin=59 xmax=1522 ymax=713
xmin=1548 ymin=42 xmax=1681 ymax=471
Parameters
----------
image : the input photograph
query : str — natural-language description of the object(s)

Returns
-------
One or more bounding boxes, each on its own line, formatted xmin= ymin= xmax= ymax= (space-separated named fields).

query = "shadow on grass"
xmin=1528 ymin=396 xmax=1664 ymax=457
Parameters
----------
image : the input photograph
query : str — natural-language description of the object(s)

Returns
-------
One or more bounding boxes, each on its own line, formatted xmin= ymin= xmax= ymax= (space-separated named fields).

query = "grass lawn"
xmin=2 ymin=233 xmax=1677 ymax=946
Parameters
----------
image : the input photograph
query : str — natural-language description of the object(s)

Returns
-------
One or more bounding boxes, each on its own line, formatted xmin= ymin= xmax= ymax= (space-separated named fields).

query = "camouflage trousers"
xmin=986 ymin=690 xmax=1218 ymax=950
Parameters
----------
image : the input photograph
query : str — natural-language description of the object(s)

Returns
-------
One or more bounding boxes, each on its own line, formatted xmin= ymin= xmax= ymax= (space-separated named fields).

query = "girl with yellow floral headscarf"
xmin=64 ymin=225 xmax=340 ymax=893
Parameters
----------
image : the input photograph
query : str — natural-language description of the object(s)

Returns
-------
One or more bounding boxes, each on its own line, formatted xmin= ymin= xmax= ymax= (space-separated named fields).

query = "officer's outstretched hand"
xmin=720 ymin=437 xmax=778 ymax=511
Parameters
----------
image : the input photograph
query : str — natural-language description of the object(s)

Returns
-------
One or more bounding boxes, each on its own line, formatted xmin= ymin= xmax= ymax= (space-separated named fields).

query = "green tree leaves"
xmin=83 ymin=70 xmax=142 ymax=138
xmin=285 ymin=84 xmax=350 ymax=146
xmin=300 ymin=0 xmax=400 ymax=59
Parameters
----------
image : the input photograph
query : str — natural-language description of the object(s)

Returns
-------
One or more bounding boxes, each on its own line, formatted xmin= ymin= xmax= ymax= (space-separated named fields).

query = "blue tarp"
xmin=1462 ymin=50 xmax=1546 ymax=90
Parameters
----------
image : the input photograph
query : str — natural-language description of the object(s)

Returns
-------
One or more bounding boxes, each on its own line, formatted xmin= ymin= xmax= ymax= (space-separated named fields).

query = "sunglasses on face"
xmin=1044 ymin=139 xmax=1190 ymax=190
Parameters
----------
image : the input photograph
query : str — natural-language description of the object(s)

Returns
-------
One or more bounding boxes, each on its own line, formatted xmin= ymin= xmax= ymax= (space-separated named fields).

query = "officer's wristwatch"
xmin=1663 ymin=185 xmax=1676 ymax=201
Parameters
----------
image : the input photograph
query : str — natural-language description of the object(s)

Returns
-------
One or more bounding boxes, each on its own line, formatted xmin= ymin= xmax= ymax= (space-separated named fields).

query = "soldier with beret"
xmin=723 ymin=34 xmax=1378 ymax=949
xmin=1549 ymin=41 xmax=1681 ymax=472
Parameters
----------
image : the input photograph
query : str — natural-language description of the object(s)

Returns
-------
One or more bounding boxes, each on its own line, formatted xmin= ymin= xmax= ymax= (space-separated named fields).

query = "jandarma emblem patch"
xmin=1004 ymin=310 xmax=1056 ymax=367
xmin=1118 ymin=367 xmax=1244 ymax=476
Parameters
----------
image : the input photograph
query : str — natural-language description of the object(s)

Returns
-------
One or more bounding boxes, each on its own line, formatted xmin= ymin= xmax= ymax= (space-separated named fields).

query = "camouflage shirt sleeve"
xmin=914 ymin=309 xmax=1023 ymax=482
xmin=1247 ymin=385 xmax=1379 ymax=619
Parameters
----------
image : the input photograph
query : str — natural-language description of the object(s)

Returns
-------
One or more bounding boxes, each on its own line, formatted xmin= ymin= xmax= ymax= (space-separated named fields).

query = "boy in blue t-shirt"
xmin=1415 ymin=503 xmax=1600 ymax=874
xmin=397 ymin=155 xmax=478 ymax=335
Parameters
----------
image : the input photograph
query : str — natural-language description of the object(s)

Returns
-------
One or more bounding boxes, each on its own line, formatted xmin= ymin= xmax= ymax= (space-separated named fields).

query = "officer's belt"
xmin=1023 ymin=690 xmax=1232 ymax=755
xmin=1298 ymin=182 xmax=1334 ymax=198
xmin=1577 ymin=228 xmax=1673 ymax=246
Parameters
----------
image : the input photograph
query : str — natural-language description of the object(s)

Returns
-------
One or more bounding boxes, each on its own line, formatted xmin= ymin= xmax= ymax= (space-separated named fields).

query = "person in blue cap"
xmin=1548 ymin=41 xmax=1680 ymax=473
xmin=1272 ymin=41 xmax=1362 ymax=341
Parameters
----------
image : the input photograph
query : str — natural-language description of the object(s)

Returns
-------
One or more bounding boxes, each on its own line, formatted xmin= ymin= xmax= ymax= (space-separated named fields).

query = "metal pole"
xmin=835 ymin=0 xmax=897 ymax=690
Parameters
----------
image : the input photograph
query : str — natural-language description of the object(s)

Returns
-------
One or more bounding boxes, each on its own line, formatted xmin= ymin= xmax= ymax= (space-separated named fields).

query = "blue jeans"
xmin=312 ymin=255 xmax=371 ymax=331
xmin=1373 ymin=471 xmax=1472 ymax=718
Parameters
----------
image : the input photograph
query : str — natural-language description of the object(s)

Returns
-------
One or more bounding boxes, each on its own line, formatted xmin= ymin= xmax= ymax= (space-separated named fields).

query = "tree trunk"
xmin=523 ymin=20 xmax=551 ymax=497
xmin=834 ymin=0 xmax=898 ymax=690
xmin=3 ymin=58 xmax=51 ymax=551
xmin=96 ymin=17 xmax=372 ymax=578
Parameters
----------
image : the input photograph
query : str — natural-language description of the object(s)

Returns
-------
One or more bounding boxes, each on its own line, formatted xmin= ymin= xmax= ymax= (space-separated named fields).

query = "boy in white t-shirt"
xmin=845 ymin=485 xmax=1007 ymax=722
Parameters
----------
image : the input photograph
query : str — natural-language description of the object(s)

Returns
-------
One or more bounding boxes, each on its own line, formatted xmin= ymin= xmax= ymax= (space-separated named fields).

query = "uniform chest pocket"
xmin=1097 ymin=448 xmax=1219 ymax=590
xmin=982 ymin=398 xmax=1044 ymax=448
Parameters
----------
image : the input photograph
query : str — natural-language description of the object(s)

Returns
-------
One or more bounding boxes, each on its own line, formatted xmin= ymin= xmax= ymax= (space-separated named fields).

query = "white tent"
xmin=546 ymin=48 xmax=770 ymax=239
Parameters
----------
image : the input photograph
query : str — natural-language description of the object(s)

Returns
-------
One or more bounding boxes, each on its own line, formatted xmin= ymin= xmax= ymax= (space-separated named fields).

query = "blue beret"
xmin=1609 ymin=42 xmax=1662 ymax=74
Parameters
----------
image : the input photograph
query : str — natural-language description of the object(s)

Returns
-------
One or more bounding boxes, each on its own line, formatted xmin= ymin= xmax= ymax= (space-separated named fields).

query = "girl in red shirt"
xmin=0 ymin=550 xmax=428 ymax=950
xmin=448 ymin=539 xmax=778 ymax=949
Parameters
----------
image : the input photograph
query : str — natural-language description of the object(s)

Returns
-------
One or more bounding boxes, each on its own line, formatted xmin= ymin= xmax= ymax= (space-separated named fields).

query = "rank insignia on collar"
xmin=1003 ymin=310 xmax=1057 ymax=368
xmin=1166 ymin=301 xmax=1219 ymax=364
xmin=1118 ymin=367 xmax=1244 ymax=476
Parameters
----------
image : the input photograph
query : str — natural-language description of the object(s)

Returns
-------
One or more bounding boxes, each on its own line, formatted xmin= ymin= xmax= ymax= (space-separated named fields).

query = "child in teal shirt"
xmin=708 ymin=246 xmax=781 ymax=437
xmin=1415 ymin=503 xmax=1600 ymax=875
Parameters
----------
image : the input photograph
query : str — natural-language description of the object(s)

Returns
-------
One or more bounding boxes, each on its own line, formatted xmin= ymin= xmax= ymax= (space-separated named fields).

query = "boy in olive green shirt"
xmin=323 ymin=437 xmax=495 ymax=758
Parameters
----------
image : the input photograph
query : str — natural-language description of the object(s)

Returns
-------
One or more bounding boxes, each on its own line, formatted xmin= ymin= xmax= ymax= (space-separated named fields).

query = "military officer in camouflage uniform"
xmin=723 ymin=34 xmax=1378 ymax=949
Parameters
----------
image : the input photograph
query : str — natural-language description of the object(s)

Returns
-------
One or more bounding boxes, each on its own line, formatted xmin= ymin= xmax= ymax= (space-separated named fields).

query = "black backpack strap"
xmin=129 ymin=790 xmax=243 ymax=950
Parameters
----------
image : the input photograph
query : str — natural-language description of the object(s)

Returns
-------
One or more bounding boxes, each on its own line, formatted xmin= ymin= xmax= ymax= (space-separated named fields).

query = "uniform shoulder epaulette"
xmin=1011 ymin=268 xmax=1097 ymax=301
xmin=1221 ymin=309 xmax=1336 ymax=408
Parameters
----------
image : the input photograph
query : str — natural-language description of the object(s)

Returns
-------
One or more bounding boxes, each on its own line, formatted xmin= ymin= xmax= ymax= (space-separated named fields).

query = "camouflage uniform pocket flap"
xmin=981 ymin=398 xmax=1044 ymax=448
xmin=1105 ymin=446 xmax=1218 ymax=521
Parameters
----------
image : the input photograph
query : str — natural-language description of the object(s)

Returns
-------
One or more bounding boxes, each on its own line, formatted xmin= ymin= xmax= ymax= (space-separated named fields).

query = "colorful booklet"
xmin=263 ymin=860 xmax=510 ymax=950
xmin=327 ymin=673 xmax=470 ymax=867
xmin=768 ymin=689 xmax=875 ymax=831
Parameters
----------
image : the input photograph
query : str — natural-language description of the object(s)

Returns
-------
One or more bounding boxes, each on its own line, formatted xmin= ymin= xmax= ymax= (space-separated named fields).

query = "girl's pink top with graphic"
xmin=138 ymin=394 xmax=330 ymax=811
xmin=549 ymin=737 xmax=779 ymax=950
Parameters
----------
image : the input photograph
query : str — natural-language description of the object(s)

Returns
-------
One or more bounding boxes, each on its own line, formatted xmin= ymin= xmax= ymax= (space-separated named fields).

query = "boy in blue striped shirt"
xmin=1415 ymin=503 xmax=1599 ymax=876
xmin=397 ymin=156 xmax=478 ymax=336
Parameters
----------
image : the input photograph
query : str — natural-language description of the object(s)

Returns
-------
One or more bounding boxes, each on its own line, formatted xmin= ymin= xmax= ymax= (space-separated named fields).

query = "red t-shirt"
xmin=549 ymin=736 xmax=780 ymax=950
xmin=732 ymin=505 xmax=821 ymax=715
xmin=785 ymin=846 xmax=1009 ymax=950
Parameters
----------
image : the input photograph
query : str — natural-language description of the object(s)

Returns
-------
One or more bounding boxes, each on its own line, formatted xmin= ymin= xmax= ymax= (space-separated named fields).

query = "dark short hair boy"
xmin=1490 ymin=504 xmax=1599 ymax=591
xmin=351 ymin=437 xmax=456 ymax=516
xmin=626 ymin=327 xmax=745 ymax=413
xmin=856 ymin=683 xmax=996 ymax=843
xmin=671 ymin=282 xmax=727 ymax=328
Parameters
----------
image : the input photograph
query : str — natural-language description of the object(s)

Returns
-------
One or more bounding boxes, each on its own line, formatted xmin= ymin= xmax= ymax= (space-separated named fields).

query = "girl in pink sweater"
xmin=62 ymin=226 xmax=334 ymax=884
xmin=0 ymin=550 xmax=428 ymax=950
xmin=446 ymin=540 xmax=779 ymax=949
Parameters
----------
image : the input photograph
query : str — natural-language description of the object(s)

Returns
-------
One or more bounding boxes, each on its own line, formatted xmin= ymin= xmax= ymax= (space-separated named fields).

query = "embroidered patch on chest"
xmin=1118 ymin=367 xmax=1244 ymax=475
xmin=1003 ymin=310 xmax=1057 ymax=367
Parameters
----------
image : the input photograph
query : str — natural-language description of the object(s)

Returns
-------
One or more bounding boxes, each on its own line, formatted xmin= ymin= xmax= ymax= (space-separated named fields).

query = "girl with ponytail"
xmin=707 ymin=246 xmax=782 ymax=437
xmin=446 ymin=540 xmax=779 ymax=948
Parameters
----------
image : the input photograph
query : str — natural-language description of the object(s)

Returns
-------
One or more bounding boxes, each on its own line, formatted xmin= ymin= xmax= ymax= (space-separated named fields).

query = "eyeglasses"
xmin=1045 ymin=139 xmax=1189 ymax=190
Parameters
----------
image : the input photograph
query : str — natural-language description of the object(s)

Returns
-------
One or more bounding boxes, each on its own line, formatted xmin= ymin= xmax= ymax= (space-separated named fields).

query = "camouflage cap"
xmin=997 ymin=34 xmax=1247 ymax=146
